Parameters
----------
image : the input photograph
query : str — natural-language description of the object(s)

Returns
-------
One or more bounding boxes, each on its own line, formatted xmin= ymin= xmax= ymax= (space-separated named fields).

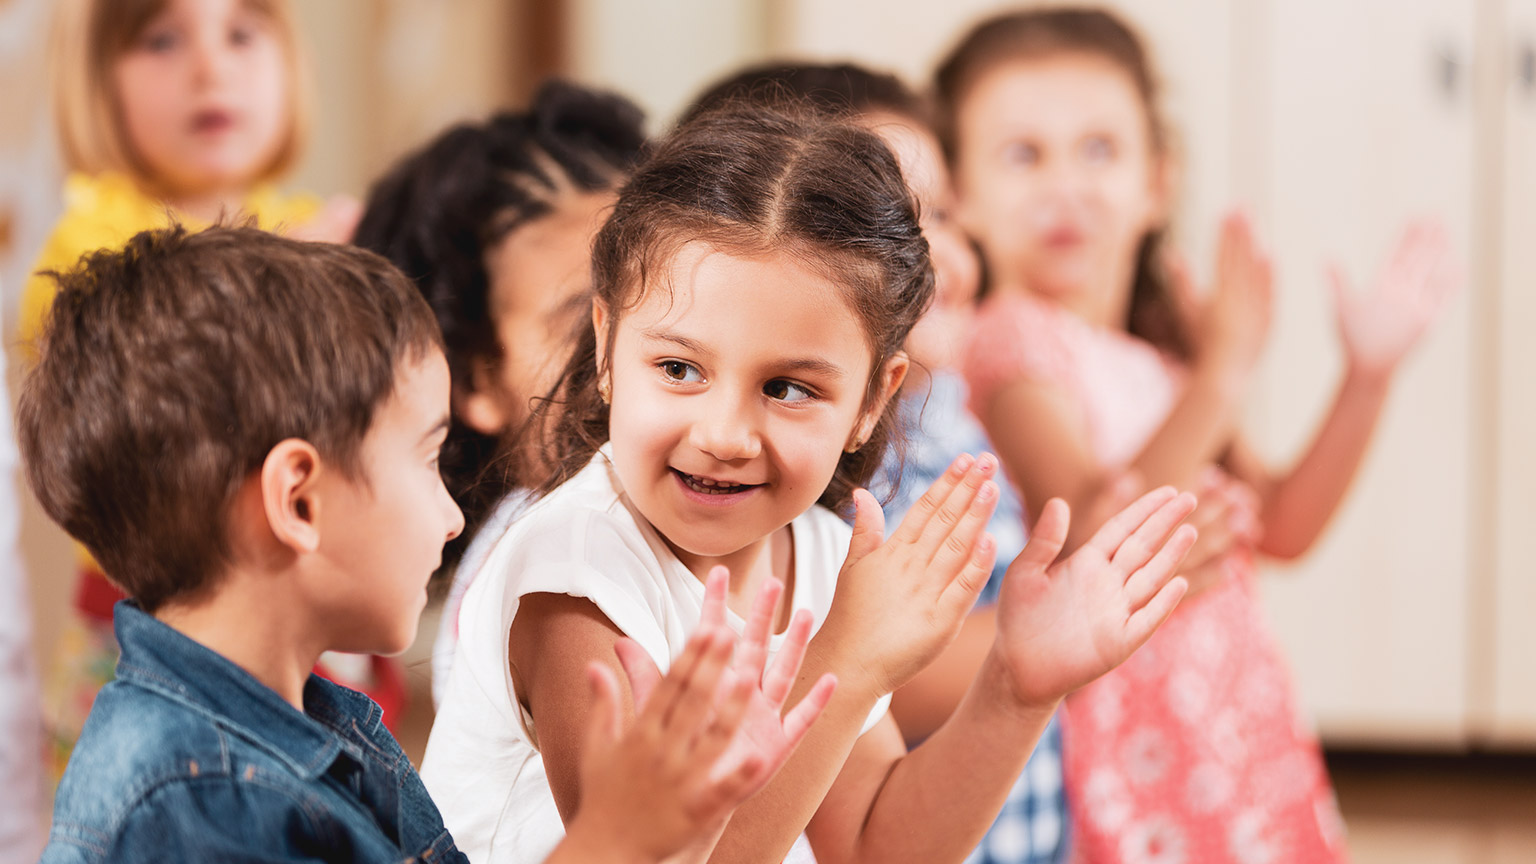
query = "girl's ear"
xmin=456 ymin=356 xmax=513 ymax=436
xmin=591 ymin=297 xmax=613 ymax=388
xmin=1148 ymin=150 xmax=1178 ymax=227
xmin=848 ymin=351 xmax=910 ymax=452
xmin=260 ymin=439 xmax=324 ymax=554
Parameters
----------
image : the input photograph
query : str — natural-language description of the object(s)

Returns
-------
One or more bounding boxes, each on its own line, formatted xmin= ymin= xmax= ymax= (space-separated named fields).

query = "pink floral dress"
xmin=963 ymin=293 xmax=1347 ymax=864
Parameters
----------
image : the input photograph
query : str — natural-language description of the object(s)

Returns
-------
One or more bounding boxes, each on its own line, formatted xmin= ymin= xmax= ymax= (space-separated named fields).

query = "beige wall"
xmin=2 ymin=0 xmax=1530 ymax=754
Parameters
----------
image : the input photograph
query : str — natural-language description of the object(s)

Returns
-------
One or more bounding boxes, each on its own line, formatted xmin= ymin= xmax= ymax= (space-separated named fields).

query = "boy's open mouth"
xmin=673 ymin=469 xmax=762 ymax=496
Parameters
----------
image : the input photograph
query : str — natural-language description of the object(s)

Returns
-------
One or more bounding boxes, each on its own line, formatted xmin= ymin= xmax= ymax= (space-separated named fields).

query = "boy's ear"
xmin=260 ymin=439 xmax=324 ymax=554
xmin=848 ymin=351 xmax=910 ymax=452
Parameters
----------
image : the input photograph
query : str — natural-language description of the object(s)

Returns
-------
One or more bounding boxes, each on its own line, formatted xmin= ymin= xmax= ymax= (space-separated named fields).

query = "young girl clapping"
xmin=423 ymin=104 xmax=1200 ymax=864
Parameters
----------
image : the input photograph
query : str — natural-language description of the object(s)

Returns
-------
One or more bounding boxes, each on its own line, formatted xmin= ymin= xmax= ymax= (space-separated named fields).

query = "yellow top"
xmin=17 ymin=171 xmax=321 ymax=348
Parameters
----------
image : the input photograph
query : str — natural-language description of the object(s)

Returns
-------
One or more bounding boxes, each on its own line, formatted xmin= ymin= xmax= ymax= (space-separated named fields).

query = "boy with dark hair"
xmin=19 ymin=225 xmax=830 ymax=863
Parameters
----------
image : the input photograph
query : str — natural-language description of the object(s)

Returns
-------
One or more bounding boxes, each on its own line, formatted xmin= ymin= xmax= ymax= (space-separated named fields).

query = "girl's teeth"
xmin=685 ymin=473 xmax=744 ymax=494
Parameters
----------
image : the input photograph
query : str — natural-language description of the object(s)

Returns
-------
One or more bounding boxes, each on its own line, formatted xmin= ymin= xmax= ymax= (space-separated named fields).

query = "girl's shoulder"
xmin=490 ymin=450 xmax=643 ymax=567
xmin=243 ymin=184 xmax=322 ymax=231
xmin=18 ymin=174 xmax=168 ymax=345
xmin=962 ymin=292 xmax=1084 ymax=411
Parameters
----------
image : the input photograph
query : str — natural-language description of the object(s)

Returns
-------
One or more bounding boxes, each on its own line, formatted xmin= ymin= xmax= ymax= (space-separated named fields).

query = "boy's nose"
xmin=443 ymin=489 xmax=466 ymax=542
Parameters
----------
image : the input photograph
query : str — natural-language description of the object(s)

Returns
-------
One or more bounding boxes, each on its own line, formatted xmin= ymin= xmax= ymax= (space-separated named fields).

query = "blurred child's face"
xmin=599 ymin=242 xmax=890 ymax=572
xmin=312 ymin=350 xmax=464 ymax=655
xmin=866 ymin=114 xmax=980 ymax=373
xmin=468 ymin=189 xmax=616 ymax=433
xmin=114 ymin=0 xmax=289 ymax=198
xmin=951 ymin=53 xmax=1164 ymax=306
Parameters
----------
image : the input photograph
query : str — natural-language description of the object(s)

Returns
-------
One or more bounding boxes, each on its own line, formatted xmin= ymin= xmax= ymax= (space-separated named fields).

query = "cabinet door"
xmin=1490 ymin=0 xmax=1536 ymax=745
xmin=1251 ymin=0 xmax=1477 ymax=745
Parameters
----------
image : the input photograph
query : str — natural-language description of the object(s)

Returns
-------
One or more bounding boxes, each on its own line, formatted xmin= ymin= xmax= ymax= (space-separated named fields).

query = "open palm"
xmin=617 ymin=569 xmax=835 ymax=790
xmin=1334 ymin=220 xmax=1459 ymax=377
xmin=993 ymin=488 xmax=1197 ymax=706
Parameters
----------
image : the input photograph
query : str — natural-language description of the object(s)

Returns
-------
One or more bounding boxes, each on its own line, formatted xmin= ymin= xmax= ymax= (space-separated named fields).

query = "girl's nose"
xmin=687 ymin=396 xmax=762 ymax=462
xmin=190 ymin=32 xmax=233 ymax=86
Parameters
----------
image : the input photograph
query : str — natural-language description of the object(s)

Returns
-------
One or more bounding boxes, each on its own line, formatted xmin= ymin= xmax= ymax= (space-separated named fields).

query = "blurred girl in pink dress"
xmin=936 ymin=8 xmax=1457 ymax=863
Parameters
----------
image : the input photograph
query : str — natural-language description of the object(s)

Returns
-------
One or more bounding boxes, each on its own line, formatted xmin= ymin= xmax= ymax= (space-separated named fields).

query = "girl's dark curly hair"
xmin=353 ymin=79 xmax=646 ymax=569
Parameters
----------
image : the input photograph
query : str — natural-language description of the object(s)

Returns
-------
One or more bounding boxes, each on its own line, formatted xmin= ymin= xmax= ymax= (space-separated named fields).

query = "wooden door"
xmin=1250 ymin=0 xmax=1479 ymax=745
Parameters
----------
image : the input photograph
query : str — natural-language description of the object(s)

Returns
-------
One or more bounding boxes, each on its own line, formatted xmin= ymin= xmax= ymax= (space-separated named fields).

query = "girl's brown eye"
xmin=660 ymin=361 xmax=702 ymax=383
xmin=764 ymin=380 xmax=812 ymax=403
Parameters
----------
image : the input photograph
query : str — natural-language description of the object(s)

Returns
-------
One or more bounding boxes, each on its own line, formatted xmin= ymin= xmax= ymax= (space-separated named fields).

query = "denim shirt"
xmin=42 ymin=601 xmax=467 ymax=864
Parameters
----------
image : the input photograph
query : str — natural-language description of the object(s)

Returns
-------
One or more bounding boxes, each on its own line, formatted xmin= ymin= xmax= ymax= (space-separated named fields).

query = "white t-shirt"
xmin=431 ymin=490 xmax=529 ymax=708
xmin=422 ymin=446 xmax=890 ymax=864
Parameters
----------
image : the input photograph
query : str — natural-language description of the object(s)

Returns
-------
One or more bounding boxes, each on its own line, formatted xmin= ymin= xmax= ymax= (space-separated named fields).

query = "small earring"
xmin=598 ymin=379 xmax=612 ymax=405
xmin=845 ymin=436 xmax=866 ymax=454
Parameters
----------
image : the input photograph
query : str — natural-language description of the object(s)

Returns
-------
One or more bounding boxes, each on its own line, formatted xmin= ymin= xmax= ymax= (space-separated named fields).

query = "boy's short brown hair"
xmin=16 ymin=226 xmax=443 ymax=612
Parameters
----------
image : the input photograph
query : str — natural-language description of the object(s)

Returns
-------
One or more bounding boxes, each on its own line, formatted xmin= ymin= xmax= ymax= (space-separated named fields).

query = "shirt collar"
xmin=112 ymin=600 xmax=375 ymax=780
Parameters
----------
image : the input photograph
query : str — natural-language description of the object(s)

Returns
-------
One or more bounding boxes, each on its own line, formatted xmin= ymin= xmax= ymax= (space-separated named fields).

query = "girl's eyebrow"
xmin=640 ymin=328 xmax=711 ymax=356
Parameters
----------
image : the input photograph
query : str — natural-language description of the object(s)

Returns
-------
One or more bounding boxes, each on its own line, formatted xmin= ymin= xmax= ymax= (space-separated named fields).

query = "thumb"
xmin=845 ymin=488 xmax=886 ymax=567
xmin=582 ymin=662 xmax=623 ymax=764
xmin=1011 ymin=498 xmax=1070 ymax=579
xmin=1326 ymin=262 xmax=1353 ymax=336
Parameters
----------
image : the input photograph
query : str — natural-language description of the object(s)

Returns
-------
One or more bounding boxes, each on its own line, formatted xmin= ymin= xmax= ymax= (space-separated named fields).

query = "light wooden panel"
xmin=1489 ymin=0 xmax=1536 ymax=745
xmin=567 ymin=0 xmax=772 ymax=131
xmin=1252 ymin=0 xmax=1478 ymax=744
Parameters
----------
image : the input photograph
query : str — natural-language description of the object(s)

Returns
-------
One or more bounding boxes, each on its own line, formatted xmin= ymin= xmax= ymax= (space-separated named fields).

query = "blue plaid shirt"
xmin=871 ymin=370 xmax=1069 ymax=864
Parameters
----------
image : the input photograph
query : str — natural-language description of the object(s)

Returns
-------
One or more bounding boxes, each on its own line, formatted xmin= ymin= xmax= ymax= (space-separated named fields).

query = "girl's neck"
xmin=671 ymin=525 xmax=796 ymax=631
xmin=998 ymin=270 xmax=1132 ymax=333
xmin=151 ymin=181 xmax=256 ymax=226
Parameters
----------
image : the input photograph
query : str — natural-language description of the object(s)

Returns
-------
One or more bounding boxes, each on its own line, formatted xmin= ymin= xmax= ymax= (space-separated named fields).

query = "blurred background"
xmin=2 ymin=1 xmax=1534 ymax=861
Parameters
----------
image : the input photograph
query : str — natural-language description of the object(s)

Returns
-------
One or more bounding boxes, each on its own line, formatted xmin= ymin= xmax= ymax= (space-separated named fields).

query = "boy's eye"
xmin=1003 ymin=141 xmax=1040 ymax=166
xmin=1082 ymin=135 xmax=1116 ymax=163
xmin=660 ymin=361 xmax=703 ymax=383
xmin=764 ymin=380 xmax=813 ymax=403
xmin=229 ymin=25 xmax=255 ymax=46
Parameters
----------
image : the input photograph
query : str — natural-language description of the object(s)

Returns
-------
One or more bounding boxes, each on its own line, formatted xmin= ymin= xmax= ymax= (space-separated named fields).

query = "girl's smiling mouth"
xmin=672 ymin=468 xmax=764 ymax=499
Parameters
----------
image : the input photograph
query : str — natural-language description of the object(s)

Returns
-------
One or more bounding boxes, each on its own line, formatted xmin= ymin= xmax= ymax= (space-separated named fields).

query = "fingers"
xmin=760 ymin=609 xmax=814 ymax=708
xmin=780 ymin=673 xmax=838 ymax=751
xmin=928 ymin=472 xmax=1000 ymax=577
xmin=845 ymin=488 xmax=888 ymax=567
xmin=1123 ymin=576 xmax=1189 ymax=654
xmin=687 ymin=668 xmax=755 ymax=781
xmin=1086 ymin=486 xmax=1178 ymax=556
xmin=1110 ymin=492 xmax=1198 ymax=574
xmin=939 ymin=531 xmax=997 ymax=619
xmin=912 ymin=454 xmax=998 ymax=563
xmin=662 ymin=629 xmax=735 ymax=735
xmin=1165 ymin=249 xmax=1202 ymax=328
xmin=735 ymin=577 xmax=783 ymax=683
xmin=614 ymin=637 xmax=662 ymax=712
xmin=631 ymin=626 xmax=721 ymax=725
xmin=1124 ymin=523 xmax=1199 ymax=608
xmin=889 ymin=453 xmax=975 ymax=545
xmin=583 ymin=662 xmax=624 ymax=760
xmin=700 ymin=566 xmax=729 ymax=631
xmin=1009 ymin=498 xmax=1070 ymax=579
